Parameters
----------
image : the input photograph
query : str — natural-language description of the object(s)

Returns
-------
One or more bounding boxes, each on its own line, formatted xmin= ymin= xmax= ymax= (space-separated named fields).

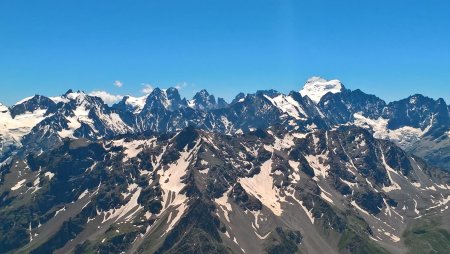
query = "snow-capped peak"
xmin=65 ymin=90 xmax=87 ymax=101
xmin=0 ymin=100 xmax=49 ymax=148
xmin=50 ymin=90 xmax=88 ymax=104
xmin=300 ymin=76 xmax=344 ymax=103
xmin=124 ymin=95 xmax=148 ymax=113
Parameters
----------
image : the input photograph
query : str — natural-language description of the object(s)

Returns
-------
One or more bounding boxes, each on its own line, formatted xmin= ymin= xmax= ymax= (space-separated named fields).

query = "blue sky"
xmin=1 ymin=0 xmax=450 ymax=105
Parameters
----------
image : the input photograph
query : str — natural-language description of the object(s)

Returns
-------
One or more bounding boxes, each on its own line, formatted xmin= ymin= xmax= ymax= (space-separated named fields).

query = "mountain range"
xmin=0 ymin=77 xmax=449 ymax=254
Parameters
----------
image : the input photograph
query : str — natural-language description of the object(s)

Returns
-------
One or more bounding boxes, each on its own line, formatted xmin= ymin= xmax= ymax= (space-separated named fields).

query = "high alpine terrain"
xmin=1 ymin=77 xmax=449 ymax=254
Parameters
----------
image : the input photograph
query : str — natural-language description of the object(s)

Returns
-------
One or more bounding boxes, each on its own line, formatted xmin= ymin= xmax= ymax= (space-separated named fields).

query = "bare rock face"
xmin=1 ymin=79 xmax=450 ymax=253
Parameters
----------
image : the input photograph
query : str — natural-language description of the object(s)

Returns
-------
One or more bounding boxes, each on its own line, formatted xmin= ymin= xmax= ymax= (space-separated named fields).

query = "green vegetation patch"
xmin=403 ymin=218 xmax=450 ymax=254
xmin=337 ymin=215 xmax=388 ymax=254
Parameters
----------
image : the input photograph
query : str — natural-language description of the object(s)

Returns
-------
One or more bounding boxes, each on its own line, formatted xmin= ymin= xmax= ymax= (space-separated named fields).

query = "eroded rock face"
xmin=1 ymin=79 xmax=450 ymax=253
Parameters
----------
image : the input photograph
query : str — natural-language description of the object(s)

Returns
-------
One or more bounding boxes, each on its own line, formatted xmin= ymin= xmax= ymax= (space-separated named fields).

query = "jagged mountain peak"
xmin=231 ymin=92 xmax=246 ymax=104
xmin=300 ymin=76 xmax=345 ymax=103
xmin=9 ymin=95 xmax=56 ymax=118
xmin=65 ymin=92 xmax=108 ymax=111
xmin=192 ymin=88 xmax=213 ymax=101
xmin=64 ymin=89 xmax=74 ymax=95
xmin=64 ymin=90 xmax=88 ymax=100
xmin=141 ymin=87 xmax=186 ymax=113
xmin=385 ymin=93 xmax=450 ymax=131
xmin=165 ymin=87 xmax=183 ymax=101
xmin=217 ymin=97 xmax=228 ymax=108
xmin=50 ymin=90 xmax=97 ymax=108
xmin=189 ymin=89 xmax=217 ymax=110
xmin=256 ymin=89 xmax=281 ymax=98
xmin=400 ymin=93 xmax=440 ymax=106
xmin=195 ymin=88 xmax=210 ymax=96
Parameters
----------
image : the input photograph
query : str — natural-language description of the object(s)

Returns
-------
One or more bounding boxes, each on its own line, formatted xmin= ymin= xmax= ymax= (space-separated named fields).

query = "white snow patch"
xmin=383 ymin=232 xmax=401 ymax=242
xmin=341 ymin=178 xmax=358 ymax=189
xmin=380 ymin=147 xmax=402 ymax=192
xmin=44 ymin=172 xmax=55 ymax=180
xmin=425 ymin=194 xmax=450 ymax=211
xmin=102 ymin=187 xmax=142 ymax=223
xmin=318 ymin=186 xmax=334 ymax=205
xmin=215 ymin=190 xmax=233 ymax=223
xmin=291 ymin=132 xmax=307 ymax=139
xmin=31 ymin=177 xmax=41 ymax=193
xmin=411 ymin=182 xmax=421 ymax=188
xmin=11 ymin=179 xmax=26 ymax=191
xmin=436 ymin=184 xmax=450 ymax=190
xmin=57 ymin=114 xmax=82 ymax=138
xmin=54 ymin=206 xmax=66 ymax=216
xmin=271 ymin=134 xmax=296 ymax=151
xmin=113 ymin=139 xmax=155 ymax=162
xmin=50 ymin=95 xmax=70 ymax=104
xmin=78 ymin=189 xmax=89 ymax=200
xmin=0 ymin=107 xmax=49 ymax=148
xmin=199 ymin=168 xmax=209 ymax=174
xmin=288 ymin=161 xmax=300 ymax=183
xmin=255 ymin=231 xmax=271 ymax=240
xmin=351 ymin=201 xmax=371 ymax=216
xmin=239 ymin=158 xmax=284 ymax=216
xmin=158 ymin=141 xmax=201 ymax=234
xmin=263 ymin=94 xmax=307 ymax=119
xmin=304 ymin=154 xmax=329 ymax=179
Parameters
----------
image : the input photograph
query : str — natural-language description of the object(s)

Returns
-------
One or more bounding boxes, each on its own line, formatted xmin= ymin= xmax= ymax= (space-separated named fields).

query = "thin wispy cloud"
xmin=114 ymin=80 xmax=123 ymax=88
xmin=175 ymin=82 xmax=188 ymax=90
xmin=89 ymin=90 xmax=123 ymax=105
xmin=141 ymin=83 xmax=154 ymax=94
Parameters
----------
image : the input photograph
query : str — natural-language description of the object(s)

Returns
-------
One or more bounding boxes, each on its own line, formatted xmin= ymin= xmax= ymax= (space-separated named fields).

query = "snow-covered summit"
xmin=64 ymin=90 xmax=89 ymax=102
xmin=0 ymin=99 xmax=49 ymax=150
xmin=300 ymin=77 xmax=344 ymax=103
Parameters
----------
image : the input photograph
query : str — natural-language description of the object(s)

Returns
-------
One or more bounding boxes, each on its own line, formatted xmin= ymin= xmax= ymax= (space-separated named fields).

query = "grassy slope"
xmin=403 ymin=216 xmax=450 ymax=254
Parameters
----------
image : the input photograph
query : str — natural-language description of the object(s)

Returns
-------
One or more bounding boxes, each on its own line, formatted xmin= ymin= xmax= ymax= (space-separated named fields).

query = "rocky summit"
xmin=1 ymin=77 xmax=450 ymax=254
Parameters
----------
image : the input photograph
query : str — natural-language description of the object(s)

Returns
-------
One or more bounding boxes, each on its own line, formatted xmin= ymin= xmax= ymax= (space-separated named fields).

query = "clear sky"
xmin=1 ymin=0 xmax=450 ymax=105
